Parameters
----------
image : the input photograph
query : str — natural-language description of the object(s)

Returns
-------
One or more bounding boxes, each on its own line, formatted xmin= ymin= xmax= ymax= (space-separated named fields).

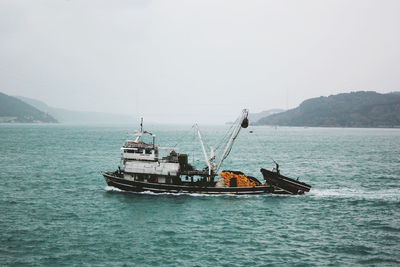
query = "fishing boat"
xmin=102 ymin=109 xmax=311 ymax=195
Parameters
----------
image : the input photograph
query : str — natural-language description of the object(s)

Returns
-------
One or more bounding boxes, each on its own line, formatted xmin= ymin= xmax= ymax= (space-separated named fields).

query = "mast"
xmin=215 ymin=109 xmax=249 ymax=174
xmin=134 ymin=117 xmax=144 ymax=142
xmin=193 ymin=124 xmax=214 ymax=176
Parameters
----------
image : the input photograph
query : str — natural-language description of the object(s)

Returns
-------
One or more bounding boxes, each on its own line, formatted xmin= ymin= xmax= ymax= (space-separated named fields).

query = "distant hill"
xmin=0 ymin=92 xmax=58 ymax=123
xmin=248 ymin=109 xmax=284 ymax=124
xmin=16 ymin=96 xmax=136 ymax=124
xmin=226 ymin=109 xmax=285 ymax=125
xmin=256 ymin=91 xmax=400 ymax=127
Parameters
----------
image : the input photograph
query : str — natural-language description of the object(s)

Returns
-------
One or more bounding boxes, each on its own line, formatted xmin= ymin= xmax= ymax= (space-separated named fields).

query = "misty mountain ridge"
xmin=256 ymin=91 xmax=400 ymax=127
xmin=16 ymin=96 xmax=136 ymax=124
xmin=3 ymin=91 xmax=400 ymax=127
xmin=225 ymin=109 xmax=284 ymax=125
xmin=248 ymin=109 xmax=285 ymax=123
xmin=0 ymin=92 xmax=58 ymax=123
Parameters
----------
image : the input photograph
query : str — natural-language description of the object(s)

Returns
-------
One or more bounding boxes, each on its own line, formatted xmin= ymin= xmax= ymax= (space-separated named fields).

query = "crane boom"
xmin=215 ymin=109 xmax=249 ymax=174
xmin=192 ymin=109 xmax=248 ymax=178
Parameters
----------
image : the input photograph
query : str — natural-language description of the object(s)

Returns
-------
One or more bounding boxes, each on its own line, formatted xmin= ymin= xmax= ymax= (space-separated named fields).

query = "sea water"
xmin=0 ymin=124 xmax=399 ymax=266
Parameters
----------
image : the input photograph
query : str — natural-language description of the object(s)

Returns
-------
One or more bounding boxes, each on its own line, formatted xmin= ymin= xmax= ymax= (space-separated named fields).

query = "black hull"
xmin=102 ymin=172 xmax=281 ymax=195
xmin=260 ymin=168 xmax=311 ymax=195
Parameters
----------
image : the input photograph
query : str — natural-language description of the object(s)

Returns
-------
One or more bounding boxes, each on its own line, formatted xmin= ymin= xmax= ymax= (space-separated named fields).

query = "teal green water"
xmin=1 ymin=124 xmax=399 ymax=266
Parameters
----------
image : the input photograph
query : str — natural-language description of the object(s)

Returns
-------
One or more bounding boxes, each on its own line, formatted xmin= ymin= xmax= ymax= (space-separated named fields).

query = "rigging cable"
xmin=219 ymin=120 xmax=242 ymax=164
xmin=215 ymin=116 xmax=238 ymax=152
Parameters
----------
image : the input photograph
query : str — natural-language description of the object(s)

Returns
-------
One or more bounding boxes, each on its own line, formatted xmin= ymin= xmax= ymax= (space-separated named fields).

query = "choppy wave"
xmin=2 ymin=124 xmax=400 ymax=266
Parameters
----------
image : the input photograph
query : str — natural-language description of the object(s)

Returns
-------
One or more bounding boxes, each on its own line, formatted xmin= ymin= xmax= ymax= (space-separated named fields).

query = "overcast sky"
xmin=1 ymin=0 xmax=399 ymax=123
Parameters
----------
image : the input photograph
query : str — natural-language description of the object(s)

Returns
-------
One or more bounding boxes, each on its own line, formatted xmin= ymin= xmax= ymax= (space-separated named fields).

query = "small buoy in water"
xmin=249 ymin=130 xmax=253 ymax=133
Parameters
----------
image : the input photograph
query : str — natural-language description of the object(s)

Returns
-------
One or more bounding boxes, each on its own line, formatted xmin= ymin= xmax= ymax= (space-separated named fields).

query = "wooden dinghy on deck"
xmin=260 ymin=164 xmax=311 ymax=195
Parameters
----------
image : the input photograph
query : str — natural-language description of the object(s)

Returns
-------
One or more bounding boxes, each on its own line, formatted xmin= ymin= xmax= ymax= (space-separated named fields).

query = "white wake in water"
xmin=104 ymin=186 xmax=399 ymax=201
xmin=104 ymin=187 xmax=255 ymax=197
xmin=104 ymin=186 xmax=123 ymax=192
xmin=310 ymin=188 xmax=400 ymax=202
xmin=136 ymin=190 xmax=254 ymax=198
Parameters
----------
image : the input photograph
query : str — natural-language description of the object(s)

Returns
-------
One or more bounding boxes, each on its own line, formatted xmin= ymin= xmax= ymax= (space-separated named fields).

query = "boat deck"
xmin=102 ymin=172 xmax=284 ymax=195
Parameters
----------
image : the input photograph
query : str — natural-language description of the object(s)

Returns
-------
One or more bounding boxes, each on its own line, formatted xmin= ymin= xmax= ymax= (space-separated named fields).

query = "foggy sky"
xmin=1 ymin=0 xmax=399 ymax=124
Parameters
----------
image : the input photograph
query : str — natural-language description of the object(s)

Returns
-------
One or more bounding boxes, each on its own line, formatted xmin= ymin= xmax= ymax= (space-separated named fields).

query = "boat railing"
xmin=123 ymin=153 xmax=157 ymax=161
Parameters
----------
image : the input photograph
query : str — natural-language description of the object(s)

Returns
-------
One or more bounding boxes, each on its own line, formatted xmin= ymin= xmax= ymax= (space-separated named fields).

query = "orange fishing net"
xmin=220 ymin=171 xmax=261 ymax=187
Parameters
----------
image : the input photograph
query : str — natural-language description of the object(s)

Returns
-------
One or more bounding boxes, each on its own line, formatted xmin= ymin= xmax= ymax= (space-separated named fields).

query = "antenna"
xmin=140 ymin=117 xmax=143 ymax=133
